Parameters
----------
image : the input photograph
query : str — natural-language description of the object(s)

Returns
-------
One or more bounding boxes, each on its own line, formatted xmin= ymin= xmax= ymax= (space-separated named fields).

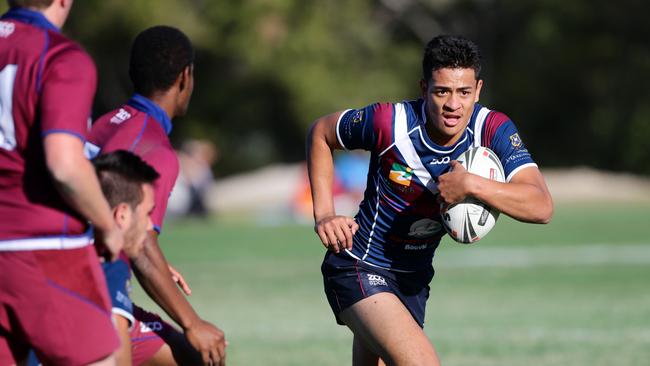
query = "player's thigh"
xmin=352 ymin=335 xmax=385 ymax=366
xmin=131 ymin=306 xmax=201 ymax=366
xmin=340 ymin=292 xmax=439 ymax=366
xmin=0 ymin=249 xmax=118 ymax=366
xmin=139 ymin=335 xmax=201 ymax=366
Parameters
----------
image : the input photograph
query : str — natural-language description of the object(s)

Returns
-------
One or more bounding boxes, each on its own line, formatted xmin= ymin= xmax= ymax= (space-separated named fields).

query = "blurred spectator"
xmin=168 ymin=139 xmax=219 ymax=218
xmin=292 ymin=151 xmax=369 ymax=222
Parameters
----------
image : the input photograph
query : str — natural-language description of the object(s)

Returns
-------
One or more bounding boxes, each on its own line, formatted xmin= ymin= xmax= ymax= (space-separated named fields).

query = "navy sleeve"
xmin=489 ymin=120 xmax=537 ymax=182
xmin=101 ymin=259 xmax=134 ymax=326
xmin=336 ymin=106 xmax=377 ymax=151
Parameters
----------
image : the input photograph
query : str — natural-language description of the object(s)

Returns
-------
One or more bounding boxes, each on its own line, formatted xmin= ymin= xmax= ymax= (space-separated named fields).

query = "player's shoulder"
xmin=485 ymin=108 xmax=512 ymax=127
xmin=470 ymin=104 xmax=512 ymax=132
xmin=94 ymin=105 xmax=142 ymax=127
xmin=89 ymin=105 xmax=145 ymax=145
xmin=45 ymin=32 xmax=96 ymax=71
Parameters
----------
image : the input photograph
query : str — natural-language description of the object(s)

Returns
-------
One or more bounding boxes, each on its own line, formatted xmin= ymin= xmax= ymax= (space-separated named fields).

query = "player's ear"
xmin=474 ymin=79 xmax=483 ymax=103
xmin=114 ymin=203 xmax=132 ymax=230
xmin=178 ymin=65 xmax=192 ymax=92
xmin=419 ymin=78 xmax=428 ymax=97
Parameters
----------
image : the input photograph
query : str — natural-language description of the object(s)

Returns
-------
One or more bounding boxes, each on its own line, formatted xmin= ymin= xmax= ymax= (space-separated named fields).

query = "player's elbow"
xmin=533 ymin=198 xmax=554 ymax=224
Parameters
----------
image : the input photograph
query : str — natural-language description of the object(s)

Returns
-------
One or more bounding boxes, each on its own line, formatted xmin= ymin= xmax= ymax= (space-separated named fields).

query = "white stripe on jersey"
xmin=335 ymin=109 xmax=352 ymax=150
xmin=473 ymin=107 xmax=492 ymax=148
xmin=506 ymin=162 xmax=538 ymax=182
xmin=361 ymin=166 xmax=382 ymax=261
xmin=393 ymin=103 xmax=438 ymax=195
xmin=0 ymin=231 xmax=93 ymax=251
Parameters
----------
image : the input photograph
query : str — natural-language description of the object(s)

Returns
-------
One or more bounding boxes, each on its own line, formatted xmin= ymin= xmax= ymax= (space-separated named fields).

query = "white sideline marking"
xmin=435 ymin=243 xmax=650 ymax=268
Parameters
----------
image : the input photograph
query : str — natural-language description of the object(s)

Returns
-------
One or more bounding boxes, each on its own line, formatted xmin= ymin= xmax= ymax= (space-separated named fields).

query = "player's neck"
xmin=146 ymin=93 xmax=176 ymax=120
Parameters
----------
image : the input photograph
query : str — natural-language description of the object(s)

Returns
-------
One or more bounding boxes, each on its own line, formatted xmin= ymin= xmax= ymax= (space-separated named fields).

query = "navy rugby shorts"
xmin=321 ymin=251 xmax=434 ymax=327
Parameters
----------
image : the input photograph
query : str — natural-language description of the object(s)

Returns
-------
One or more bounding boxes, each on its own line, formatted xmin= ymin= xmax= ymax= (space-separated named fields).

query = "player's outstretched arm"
xmin=307 ymin=112 xmax=359 ymax=253
xmin=43 ymin=133 xmax=123 ymax=259
xmin=438 ymin=161 xmax=553 ymax=224
xmin=131 ymin=231 xmax=226 ymax=366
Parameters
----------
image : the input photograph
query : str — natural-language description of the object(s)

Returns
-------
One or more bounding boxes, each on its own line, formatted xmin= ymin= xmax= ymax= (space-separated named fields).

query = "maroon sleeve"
xmin=39 ymin=44 xmax=97 ymax=140
xmin=140 ymin=147 xmax=180 ymax=233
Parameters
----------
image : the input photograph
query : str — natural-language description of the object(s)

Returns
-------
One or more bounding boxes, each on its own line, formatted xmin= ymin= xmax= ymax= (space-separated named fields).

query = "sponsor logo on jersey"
xmin=429 ymin=156 xmax=451 ymax=165
xmin=140 ymin=321 xmax=163 ymax=333
xmin=110 ymin=108 xmax=131 ymax=124
xmin=115 ymin=290 xmax=131 ymax=308
xmin=389 ymin=163 xmax=413 ymax=186
xmin=509 ymin=133 xmax=522 ymax=148
xmin=408 ymin=218 xmax=442 ymax=239
xmin=0 ymin=22 xmax=15 ymax=38
xmin=352 ymin=110 xmax=364 ymax=123
xmin=366 ymin=274 xmax=388 ymax=286
xmin=405 ymin=243 xmax=428 ymax=250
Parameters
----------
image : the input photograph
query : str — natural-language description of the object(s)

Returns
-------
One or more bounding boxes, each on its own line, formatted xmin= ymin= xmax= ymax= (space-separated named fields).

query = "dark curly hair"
xmin=129 ymin=25 xmax=194 ymax=97
xmin=422 ymin=35 xmax=481 ymax=80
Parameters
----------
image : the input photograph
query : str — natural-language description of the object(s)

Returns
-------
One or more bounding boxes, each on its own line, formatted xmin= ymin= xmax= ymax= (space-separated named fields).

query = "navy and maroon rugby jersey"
xmin=337 ymin=99 xmax=537 ymax=271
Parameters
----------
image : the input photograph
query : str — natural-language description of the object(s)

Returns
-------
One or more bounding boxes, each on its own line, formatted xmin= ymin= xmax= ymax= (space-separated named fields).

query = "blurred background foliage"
xmin=3 ymin=0 xmax=648 ymax=175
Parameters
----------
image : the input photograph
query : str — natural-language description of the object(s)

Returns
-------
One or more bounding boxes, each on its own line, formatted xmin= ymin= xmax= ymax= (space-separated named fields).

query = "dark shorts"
xmin=130 ymin=305 xmax=174 ymax=366
xmin=321 ymin=251 xmax=434 ymax=327
xmin=0 ymin=246 xmax=119 ymax=366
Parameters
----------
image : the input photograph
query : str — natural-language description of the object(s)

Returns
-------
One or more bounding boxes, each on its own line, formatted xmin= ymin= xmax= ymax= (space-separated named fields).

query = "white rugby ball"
xmin=441 ymin=146 xmax=505 ymax=244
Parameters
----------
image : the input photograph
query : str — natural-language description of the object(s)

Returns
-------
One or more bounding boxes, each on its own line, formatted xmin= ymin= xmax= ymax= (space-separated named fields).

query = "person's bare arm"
xmin=438 ymin=162 xmax=553 ymax=223
xmin=43 ymin=133 xmax=122 ymax=258
xmin=306 ymin=112 xmax=359 ymax=252
xmin=113 ymin=315 xmax=132 ymax=366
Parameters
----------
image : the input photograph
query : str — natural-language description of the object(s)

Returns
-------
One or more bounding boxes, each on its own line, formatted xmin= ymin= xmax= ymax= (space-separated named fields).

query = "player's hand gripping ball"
xmin=441 ymin=146 xmax=505 ymax=244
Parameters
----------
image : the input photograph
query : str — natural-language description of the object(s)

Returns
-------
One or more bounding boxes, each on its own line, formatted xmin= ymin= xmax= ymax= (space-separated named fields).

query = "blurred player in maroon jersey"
xmin=0 ymin=0 xmax=123 ymax=365
xmin=87 ymin=26 xmax=226 ymax=366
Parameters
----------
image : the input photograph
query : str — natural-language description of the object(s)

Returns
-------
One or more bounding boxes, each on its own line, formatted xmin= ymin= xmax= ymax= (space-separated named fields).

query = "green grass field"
xmin=132 ymin=203 xmax=650 ymax=365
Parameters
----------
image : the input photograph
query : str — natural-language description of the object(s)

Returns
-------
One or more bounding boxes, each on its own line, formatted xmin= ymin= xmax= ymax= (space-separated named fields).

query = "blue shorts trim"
xmin=321 ymin=251 xmax=434 ymax=327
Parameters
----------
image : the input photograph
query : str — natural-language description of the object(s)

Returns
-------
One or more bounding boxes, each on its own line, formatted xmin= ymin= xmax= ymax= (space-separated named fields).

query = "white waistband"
xmin=0 ymin=232 xmax=93 ymax=251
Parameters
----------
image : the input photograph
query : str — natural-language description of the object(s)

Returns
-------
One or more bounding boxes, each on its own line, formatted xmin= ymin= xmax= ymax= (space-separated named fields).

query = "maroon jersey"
xmin=0 ymin=8 xmax=96 ymax=248
xmin=87 ymin=94 xmax=179 ymax=233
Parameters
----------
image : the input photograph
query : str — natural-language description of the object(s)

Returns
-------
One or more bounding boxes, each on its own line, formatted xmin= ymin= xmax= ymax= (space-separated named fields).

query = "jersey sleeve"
xmin=102 ymin=259 xmax=134 ymax=327
xmin=39 ymin=45 xmax=97 ymax=140
xmin=483 ymin=112 xmax=538 ymax=182
xmin=336 ymin=103 xmax=394 ymax=152
xmin=140 ymin=147 xmax=179 ymax=234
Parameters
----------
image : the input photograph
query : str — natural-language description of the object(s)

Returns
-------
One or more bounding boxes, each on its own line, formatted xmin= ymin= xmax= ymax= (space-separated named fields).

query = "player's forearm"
xmin=307 ymin=119 xmax=338 ymax=222
xmin=113 ymin=315 xmax=133 ymax=366
xmin=469 ymin=175 xmax=553 ymax=224
xmin=132 ymin=233 xmax=201 ymax=330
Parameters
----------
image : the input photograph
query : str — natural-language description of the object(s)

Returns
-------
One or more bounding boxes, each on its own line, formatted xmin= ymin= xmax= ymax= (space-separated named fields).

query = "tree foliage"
xmin=2 ymin=0 xmax=648 ymax=175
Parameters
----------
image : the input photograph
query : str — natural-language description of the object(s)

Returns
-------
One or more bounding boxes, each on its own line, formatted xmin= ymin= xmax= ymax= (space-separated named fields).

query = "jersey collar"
xmin=127 ymin=94 xmax=173 ymax=135
xmin=2 ymin=7 xmax=59 ymax=32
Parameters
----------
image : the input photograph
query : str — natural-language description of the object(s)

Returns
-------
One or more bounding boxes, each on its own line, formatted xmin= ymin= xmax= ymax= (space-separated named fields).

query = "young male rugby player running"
xmin=307 ymin=35 xmax=553 ymax=365
xmin=0 ymin=1 xmax=122 ymax=365
xmin=86 ymin=26 xmax=226 ymax=366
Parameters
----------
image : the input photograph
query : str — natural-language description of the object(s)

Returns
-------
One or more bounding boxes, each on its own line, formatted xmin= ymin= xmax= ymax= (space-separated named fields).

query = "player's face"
xmin=123 ymin=184 xmax=155 ymax=258
xmin=420 ymin=67 xmax=483 ymax=146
